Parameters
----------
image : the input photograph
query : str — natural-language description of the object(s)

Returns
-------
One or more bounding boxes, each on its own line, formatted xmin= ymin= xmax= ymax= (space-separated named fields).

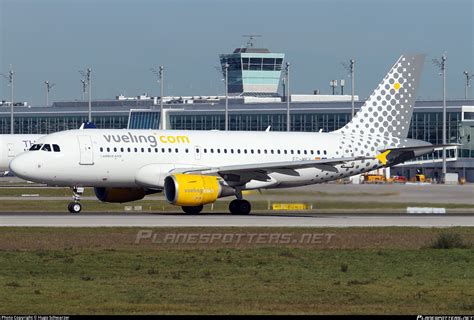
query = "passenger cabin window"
xmin=41 ymin=144 xmax=52 ymax=152
xmin=29 ymin=144 xmax=42 ymax=151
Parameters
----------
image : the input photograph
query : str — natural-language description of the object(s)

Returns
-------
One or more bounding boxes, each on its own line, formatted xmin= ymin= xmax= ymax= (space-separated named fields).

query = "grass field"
xmin=0 ymin=199 xmax=474 ymax=213
xmin=0 ymin=227 xmax=473 ymax=314
xmin=1 ymin=186 xmax=474 ymax=213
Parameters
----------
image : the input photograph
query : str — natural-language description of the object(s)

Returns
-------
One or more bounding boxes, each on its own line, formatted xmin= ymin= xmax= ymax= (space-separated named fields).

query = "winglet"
xmin=376 ymin=150 xmax=391 ymax=165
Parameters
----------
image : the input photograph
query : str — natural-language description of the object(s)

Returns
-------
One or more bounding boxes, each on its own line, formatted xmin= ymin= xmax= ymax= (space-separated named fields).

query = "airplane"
xmin=0 ymin=134 xmax=43 ymax=175
xmin=10 ymin=54 xmax=442 ymax=214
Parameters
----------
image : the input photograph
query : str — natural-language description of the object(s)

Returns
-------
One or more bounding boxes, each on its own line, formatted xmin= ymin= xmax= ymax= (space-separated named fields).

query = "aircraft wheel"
xmin=229 ymin=199 xmax=251 ymax=215
xmin=182 ymin=205 xmax=203 ymax=214
xmin=68 ymin=202 xmax=82 ymax=214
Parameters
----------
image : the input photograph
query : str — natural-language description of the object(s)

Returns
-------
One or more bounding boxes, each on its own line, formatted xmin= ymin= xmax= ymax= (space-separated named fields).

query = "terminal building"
xmin=1 ymin=43 xmax=474 ymax=181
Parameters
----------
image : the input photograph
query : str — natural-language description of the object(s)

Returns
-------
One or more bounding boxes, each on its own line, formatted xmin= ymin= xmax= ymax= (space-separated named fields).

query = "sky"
xmin=0 ymin=0 xmax=473 ymax=105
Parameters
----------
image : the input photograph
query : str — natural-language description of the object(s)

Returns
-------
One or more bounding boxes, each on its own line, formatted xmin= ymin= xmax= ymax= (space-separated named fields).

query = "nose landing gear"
xmin=68 ymin=186 xmax=84 ymax=214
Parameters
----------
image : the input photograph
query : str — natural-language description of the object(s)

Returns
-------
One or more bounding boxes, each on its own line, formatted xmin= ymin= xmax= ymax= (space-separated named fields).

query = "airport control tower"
xmin=219 ymin=36 xmax=285 ymax=96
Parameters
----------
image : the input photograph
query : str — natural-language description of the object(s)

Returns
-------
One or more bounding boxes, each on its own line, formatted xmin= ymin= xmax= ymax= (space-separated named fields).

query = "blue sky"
xmin=0 ymin=0 xmax=472 ymax=105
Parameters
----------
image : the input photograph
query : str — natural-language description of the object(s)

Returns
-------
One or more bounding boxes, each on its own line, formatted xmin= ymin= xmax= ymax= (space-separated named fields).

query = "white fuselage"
xmin=9 ymin=129 xmax=392 ymax=190
xmin=0 ymin=134 xmax=43 ymax=172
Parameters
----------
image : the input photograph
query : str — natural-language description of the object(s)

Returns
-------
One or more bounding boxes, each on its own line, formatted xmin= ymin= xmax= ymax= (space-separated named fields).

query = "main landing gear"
xmin=68 ymin=186 xmax=84 ymax=214
xmin=180 ymin=190 xmax=252 ymax=215
xmin=181 ymin=205 xmax=204 ymax=214
xmin=229 ymin=199 xmax=251 ymax=215
xmin=229 ymin=189 xmax=251 ymax=215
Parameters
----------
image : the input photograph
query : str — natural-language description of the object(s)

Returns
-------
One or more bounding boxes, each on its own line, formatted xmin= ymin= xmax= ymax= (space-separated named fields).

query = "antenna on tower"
xmin=242 ymin=34 xmax=262 ymax=48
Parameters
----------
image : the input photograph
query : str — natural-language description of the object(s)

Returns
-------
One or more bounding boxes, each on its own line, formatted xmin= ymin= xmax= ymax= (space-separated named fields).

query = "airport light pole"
xmin=151 ymin=66 xmax=165 ymax=129
xmin=224 ymin=62 xmax=229 ymax=131
xmin=79 ymin=68 xmax=92 ymax=123
xmin=81 ymin=79 xmax=87 ymax=101
xmin=285 ymin=62 xmax=291 ymax=132
xmin=342 ymin=59 xmax=356 ymax=119
xmin=330 ymin=80 xmax=337 ymax=95
xmin=433 ymin=54 xmax=447 ymax=183
xmin=1 ymin=67 xmax=14 ymax=133
xmin=464 ymin=71 xmax=473 ymax=99
xmin=44 ymin=81 xmax=55 ymax=106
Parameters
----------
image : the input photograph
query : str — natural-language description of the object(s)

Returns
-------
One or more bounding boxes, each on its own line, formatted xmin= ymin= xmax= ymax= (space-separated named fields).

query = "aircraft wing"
xmin=172 ymin=156 xmax=373 ymax=184
xmin=376 ymin=143 xmax=460 ymax=165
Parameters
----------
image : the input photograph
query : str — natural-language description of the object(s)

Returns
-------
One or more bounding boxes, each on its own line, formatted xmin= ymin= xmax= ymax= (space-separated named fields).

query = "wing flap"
xmin=171 ymin=156 xmax=374 ymax=185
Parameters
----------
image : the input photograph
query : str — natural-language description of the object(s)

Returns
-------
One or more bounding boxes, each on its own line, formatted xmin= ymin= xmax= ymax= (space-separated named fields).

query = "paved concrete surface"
xmin=1 ymin=213 xmax=472 ymax=227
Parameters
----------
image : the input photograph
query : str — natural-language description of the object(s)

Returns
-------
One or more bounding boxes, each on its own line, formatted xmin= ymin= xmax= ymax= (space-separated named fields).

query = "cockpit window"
xmin=41 ymin=144 xmax=52 ymax=152
xmin=52 ymin=144 xmax=60 ymax=152
xmin=29 ymin=144 xmax=43 ymax=151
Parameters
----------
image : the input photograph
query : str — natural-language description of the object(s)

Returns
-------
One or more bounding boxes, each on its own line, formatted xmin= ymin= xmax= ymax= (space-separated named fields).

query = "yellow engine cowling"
xmin=94 ymin=187 xmax=146 ymax=203
xmin=164 ymin=174 xmax=224 ymax=206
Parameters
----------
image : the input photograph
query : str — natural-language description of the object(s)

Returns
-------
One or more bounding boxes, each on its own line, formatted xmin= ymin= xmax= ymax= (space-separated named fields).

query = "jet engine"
xmin=94 ymin=187 xmax=146 ymax=203
xmin=164 ymin=174 xmax=233 ymax=206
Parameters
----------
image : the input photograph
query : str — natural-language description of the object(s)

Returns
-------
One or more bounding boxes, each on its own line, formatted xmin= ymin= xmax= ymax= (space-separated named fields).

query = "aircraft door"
xmin=77 ymin=135 xmax=94 ymax=165
xmin=7 ymin=143 xmax=14 ymax=158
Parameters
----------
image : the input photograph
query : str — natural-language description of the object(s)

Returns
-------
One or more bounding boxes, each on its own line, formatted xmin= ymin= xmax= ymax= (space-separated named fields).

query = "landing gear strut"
xmin=68 ymin=186 xmax=84 ymax=214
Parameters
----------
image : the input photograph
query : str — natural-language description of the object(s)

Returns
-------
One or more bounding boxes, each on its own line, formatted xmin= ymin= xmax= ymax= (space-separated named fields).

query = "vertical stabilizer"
xmin=338 ymin=54 xmax=425 ymax=138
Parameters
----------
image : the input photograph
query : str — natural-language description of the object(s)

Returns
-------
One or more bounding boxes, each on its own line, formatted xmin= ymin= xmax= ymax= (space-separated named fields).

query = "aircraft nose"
xmin=9 ymin=155 xmax=33 ymax=181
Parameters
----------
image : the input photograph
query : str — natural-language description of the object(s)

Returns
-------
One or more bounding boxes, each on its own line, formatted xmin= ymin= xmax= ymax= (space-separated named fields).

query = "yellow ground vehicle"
xmin=363 ymin=174 xmax=386 ymax=184
xmin=410 ymin=174 xmax=426 ymax=183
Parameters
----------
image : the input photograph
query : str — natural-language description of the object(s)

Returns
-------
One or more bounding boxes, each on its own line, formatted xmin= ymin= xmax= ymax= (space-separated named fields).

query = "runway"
xmin=1 ymin=213 xmax=473 ymax=227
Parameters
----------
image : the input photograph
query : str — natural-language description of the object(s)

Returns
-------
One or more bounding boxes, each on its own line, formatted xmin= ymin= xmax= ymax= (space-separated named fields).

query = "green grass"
xmin=0 ymin=187 xmax=398 ymax=198
xmin=0 ymin=187 xmax=95 ymax=197
xmin=1 ymin=199 xmax=473 ymax=213
xmin=0 ymin=247 xmax=472 ymax=314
